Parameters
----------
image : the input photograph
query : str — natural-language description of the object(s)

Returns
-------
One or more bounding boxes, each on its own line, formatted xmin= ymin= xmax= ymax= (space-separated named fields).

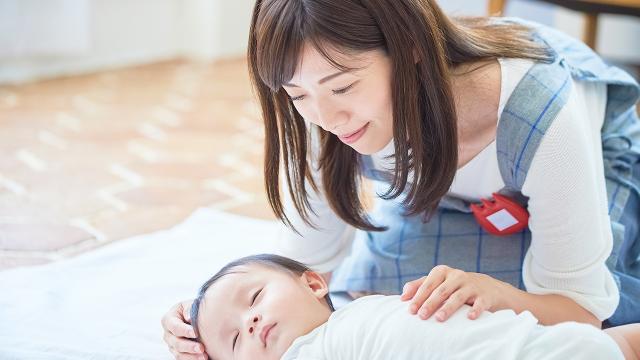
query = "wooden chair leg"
xmin=488 ymin=0 xmax=507 ymax=16
xmin=583 ymin=13 xmax=598 ymax=50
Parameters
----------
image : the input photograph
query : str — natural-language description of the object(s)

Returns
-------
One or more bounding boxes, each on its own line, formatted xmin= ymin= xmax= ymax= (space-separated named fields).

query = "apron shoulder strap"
xmin=496 ymin=60 xmax=572 ymax=194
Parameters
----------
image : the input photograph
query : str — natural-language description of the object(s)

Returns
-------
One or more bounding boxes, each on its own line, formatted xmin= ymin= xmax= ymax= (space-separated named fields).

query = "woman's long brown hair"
xmin=248 ymin=0 xmax=552 ymax=232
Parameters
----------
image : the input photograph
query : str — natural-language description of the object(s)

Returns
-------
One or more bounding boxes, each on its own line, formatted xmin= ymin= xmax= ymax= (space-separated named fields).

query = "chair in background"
xmin=487 ymin=0 xmax=640 ymax=50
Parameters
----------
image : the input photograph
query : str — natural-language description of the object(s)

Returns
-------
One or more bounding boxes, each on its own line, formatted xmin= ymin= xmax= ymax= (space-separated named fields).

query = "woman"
xmin=162 ymin=0 xmax=640 ymax=358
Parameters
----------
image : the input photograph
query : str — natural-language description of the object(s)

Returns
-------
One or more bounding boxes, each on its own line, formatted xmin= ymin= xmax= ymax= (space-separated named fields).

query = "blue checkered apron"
xmin=330 ymin=19 xmax=640 ymax=325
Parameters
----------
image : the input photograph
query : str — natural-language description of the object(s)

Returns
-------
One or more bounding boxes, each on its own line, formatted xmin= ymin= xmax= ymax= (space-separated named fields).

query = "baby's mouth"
xmin=260 ymin=323 xmax=276 ymax=347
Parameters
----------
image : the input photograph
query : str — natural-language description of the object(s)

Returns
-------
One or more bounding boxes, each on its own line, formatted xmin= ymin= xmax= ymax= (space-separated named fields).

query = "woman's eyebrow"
xmin=283 ymin=70 xmax=349 ymax=88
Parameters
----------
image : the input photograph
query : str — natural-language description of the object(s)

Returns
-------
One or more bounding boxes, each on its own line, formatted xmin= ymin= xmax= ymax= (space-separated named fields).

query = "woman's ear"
xmin=301 ymin=271 xmax=329 ymax=299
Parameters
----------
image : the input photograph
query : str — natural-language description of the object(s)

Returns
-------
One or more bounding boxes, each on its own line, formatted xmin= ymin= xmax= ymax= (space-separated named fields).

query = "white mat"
xmin=0 ymin=208 xmax=282 ymax=360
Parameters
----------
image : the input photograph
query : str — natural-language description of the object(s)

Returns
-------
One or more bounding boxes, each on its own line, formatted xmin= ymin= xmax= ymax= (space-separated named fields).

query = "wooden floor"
xmin=0 ymin=58 xmax=275 ymax=270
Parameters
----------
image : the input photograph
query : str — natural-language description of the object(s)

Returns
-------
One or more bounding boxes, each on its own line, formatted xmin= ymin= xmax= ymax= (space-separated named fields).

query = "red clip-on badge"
xmin=470 ymin=193 xmax=529 ymax=236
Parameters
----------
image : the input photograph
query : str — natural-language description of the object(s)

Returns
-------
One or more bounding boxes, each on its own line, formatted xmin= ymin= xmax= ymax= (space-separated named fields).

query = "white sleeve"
xmin=521 ymin=79 xmax=619 ymax=320
xmin=275 ymin=126 xmax=356 ymax=274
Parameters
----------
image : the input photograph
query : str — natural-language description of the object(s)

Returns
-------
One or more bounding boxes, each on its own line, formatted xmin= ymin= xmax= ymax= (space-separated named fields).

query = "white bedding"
xmin=0 ymin=208 xmax=281 ymax=360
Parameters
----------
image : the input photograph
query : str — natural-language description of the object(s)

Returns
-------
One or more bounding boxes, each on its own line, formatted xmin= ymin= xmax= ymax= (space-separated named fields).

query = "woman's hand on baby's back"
xmin=161 ymin=299 xmax=206 ymax=360
xmin=400 ymin=265 xmax=507 ymax=323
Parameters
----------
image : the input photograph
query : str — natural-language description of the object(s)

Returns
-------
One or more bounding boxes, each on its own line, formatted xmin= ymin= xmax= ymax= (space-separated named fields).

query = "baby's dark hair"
xmin=190 ymin=253 xmax=335 ymax=345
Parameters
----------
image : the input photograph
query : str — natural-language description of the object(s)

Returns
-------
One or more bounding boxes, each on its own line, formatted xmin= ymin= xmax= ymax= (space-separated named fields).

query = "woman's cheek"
xmin=292 ymin=103 xmax=313 ymax=123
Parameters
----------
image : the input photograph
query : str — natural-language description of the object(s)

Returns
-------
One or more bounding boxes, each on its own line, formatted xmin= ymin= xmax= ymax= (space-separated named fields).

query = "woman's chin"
xmin=349 ymin=140 xmax=387 ymax=156
xmin=349 ymin=144 xmax=373 ymax=155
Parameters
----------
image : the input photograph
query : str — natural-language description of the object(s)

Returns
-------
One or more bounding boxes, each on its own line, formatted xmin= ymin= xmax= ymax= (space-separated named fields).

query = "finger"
xmin=166 ymin=315 xmax=197 ymax=339
xmin=468 ymin=297 xmax=487 ymax=320
xmin=408 ymin=265 xmax=450 ymax=313
xmin=181 ymin=301 xmax=192 ymax=323
xmin=400 ymin=277 xmax=425 ymax=301
xmin=434 ymin=289 xmax=470 ymax=322
xmin=417 ymin=276 xmax=461 ymax=320
xmin=167 ymin=334 xmax=204 ymax=355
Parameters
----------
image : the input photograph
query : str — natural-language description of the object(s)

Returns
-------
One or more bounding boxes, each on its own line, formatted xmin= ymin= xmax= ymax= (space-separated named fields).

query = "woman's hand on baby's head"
xmin=161 ymin=299 xmax=207 ymax=360
xmin=400 ymin=265 xmax=505 ymax=323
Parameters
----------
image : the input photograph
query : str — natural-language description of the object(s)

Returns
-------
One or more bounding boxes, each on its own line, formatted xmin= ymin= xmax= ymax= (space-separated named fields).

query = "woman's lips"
xmin=338 ymin=123 xmax=369 ymax=144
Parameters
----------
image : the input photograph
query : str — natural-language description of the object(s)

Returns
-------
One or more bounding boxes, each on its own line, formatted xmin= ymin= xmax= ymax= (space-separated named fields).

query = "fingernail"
xmin=468 ymin=311 xmax=475 ymax=319
xmin=193 ymin=344 xmax=201 ymax=353
xmin=419 ymin=309 xmax=428 ymax=318
xmin=435 ymin=311 xmax=445 ymax=321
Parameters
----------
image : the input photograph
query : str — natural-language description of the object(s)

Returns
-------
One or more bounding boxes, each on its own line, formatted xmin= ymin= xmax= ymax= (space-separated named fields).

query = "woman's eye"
xmin=251 ymin=288 xmax=262 ymax=306
xmin=332 ymin=83 xmax=355 ymax=95
xmin=289 ymin=82 xmax=356 ymax=101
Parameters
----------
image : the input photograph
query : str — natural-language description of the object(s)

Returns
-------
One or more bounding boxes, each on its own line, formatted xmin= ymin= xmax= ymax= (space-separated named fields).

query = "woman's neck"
xmin=450 ymin=59 xmax=502 ymax=169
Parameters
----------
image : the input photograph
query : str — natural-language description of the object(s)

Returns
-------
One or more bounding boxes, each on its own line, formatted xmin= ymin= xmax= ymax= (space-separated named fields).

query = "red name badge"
xmin=470 ymin=193 xmax=529 ymax=236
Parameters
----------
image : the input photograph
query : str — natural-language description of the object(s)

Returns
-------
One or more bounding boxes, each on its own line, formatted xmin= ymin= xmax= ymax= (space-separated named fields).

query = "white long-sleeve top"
xmin=276 ymin=58 xmax=620 ymax=320
xmin=280 ymin=295 xmax=623 ymax=360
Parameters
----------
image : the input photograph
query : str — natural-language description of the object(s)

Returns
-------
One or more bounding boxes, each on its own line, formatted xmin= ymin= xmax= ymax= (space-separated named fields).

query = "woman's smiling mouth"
xmin=338 ymin=122 xmax=370 ymax=144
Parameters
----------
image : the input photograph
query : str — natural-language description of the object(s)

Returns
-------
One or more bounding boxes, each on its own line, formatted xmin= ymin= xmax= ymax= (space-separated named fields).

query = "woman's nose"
xmin=314 ymin=99 xmax=348 ymax=132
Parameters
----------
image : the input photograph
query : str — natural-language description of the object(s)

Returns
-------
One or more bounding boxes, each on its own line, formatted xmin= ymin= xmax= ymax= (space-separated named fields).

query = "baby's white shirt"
xmin=280 ymin=295 xmax=622 ymax=360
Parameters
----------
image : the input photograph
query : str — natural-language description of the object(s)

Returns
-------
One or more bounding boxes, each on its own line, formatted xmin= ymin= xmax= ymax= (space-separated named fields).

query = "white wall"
xmin=178 ymin=0 xmax=254 ymax=61
xmin=0 ymin=0 xmax=255 ymax=84
xmin=0 ymin=0 xmax=91 ymax=58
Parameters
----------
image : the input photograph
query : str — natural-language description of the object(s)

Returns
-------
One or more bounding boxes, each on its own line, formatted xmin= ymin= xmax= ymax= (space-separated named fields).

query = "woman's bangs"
xmin=254 ymin=0 xmax=304 ymax=91
xmin=254 ymin=0 xmax=366 ymax=91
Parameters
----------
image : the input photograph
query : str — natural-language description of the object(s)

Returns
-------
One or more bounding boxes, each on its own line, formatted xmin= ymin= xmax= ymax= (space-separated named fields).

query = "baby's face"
xmin=197 ymin=264 xmax=332 ymax=360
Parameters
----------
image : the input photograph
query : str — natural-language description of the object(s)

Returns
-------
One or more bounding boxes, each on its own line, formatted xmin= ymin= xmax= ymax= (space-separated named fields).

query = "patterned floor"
xmin=0 ymin=59 xmax=275 ymax=270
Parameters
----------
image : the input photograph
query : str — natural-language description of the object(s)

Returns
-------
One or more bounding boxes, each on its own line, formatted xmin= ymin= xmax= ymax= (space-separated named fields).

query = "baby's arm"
xmin=605 ymin=324 xmax=640 ymax=360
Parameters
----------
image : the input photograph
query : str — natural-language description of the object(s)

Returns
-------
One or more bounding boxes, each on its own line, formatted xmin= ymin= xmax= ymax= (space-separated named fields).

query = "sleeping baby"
xmin=190 ymin=254 xmax=636 ymax=360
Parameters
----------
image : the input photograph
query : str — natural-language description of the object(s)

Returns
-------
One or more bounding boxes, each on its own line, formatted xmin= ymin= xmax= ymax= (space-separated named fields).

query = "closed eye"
xmin=251 ymin=288 xmax=262 ymax=306
xmin=231 ymin=288 xmax=262 ymax=351
xmin=332 ymin=82 xmax=356 ymax=95
xmin=289 ymin=82 xmax=357 ymax=102
xmin=232 ymin=332 xmax=238 ymax=351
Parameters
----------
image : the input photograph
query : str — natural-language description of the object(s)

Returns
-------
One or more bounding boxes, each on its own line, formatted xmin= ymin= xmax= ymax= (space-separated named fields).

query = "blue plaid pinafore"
xmin=330 ymin=19 xmax=640 ymax=326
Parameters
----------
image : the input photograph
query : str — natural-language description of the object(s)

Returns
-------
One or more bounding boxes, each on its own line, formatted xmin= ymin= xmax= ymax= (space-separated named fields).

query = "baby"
xmin=190 ymin=254 xmax=637 ymax=360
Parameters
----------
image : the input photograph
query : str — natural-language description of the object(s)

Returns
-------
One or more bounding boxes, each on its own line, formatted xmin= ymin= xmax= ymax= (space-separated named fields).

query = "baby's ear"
xmin=301 ymin=271 xmax=329 ymax=299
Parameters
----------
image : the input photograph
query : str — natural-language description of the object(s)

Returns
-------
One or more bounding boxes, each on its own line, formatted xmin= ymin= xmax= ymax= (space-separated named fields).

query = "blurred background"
xmin=1 ymin=0 xmax=639 ymax=271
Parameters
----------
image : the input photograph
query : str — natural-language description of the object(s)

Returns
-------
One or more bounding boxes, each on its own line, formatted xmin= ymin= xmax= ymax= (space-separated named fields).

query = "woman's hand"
xmin=400 ymin=265 xmax=508 ymax=322
xmin=161 ymin=299 xmax=206 ymax=360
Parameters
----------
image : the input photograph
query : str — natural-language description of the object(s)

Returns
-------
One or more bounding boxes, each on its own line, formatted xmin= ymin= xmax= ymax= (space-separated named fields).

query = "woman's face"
xmin=197 ymin=264 xmax=331 ymax=360
xmin=282 ymin=43 xmax=394 ymax=155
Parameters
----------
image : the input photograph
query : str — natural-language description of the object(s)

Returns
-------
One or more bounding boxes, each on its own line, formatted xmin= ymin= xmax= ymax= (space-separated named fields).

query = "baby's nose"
xmin=248 ymin=315 xmax=259 ymax=334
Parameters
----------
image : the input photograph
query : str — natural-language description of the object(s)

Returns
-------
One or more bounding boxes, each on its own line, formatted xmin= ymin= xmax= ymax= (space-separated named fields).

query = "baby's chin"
xmin=270 ymin=330 xmax=301 ymax=359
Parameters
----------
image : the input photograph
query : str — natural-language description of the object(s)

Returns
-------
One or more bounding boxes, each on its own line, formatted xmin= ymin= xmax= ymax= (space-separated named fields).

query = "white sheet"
xmin=0 ymin=208 xmax=281 ymax=360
